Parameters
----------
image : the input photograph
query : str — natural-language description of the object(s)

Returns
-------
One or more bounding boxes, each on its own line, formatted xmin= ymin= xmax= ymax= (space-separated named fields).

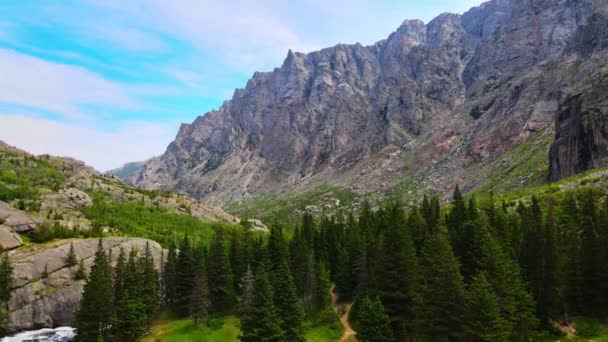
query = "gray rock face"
xmin=550 ymin=74 xmax=608 ymax=180
xmin=0 ymin=201 xmax=38 ymax=233
xmin=5 ymin=238 xmax=164 ymax=333
xmin=0 ymin=225 xmax=22 ymax=250
xmin=132 ymin=0 xmax=607 ymax=204
xmin=39 ymin=188 xmax=93 ymax=230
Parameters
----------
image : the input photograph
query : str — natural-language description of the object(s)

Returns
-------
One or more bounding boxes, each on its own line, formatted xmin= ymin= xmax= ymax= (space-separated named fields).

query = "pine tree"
xmin=415 ymin=228 xmax=466 ymax=341
xmin=74 ymin=259 xmax=87 ymax=281
xmin=230 ymin=229 xmax=247 ymax=293
xmin=357 ymin=296 xmax=395 ymax=342
xmin=67 ymin=242 xmax=77 ymax=267
xmin=335 ymin=245 xmax=353 ymax=300
xmin=407 ymin=207 xmax=428 ymax=251
xmin=377 ymin=204 xmax=419 ymax=339
xmin=175 ymin=234 xmax=195 ymax=316
xmin=579 ymin=189 xmax=602 ymax=315
xmin=139 ymin=242 xmax=159 ymax=319
xmin=191 ymin=268 xmax=210 ymax=326
xmin=239 ymin=263 xmax=284 ymax=342
xmin=74 ymin=240 xmax=113 ymax=342
xmin=464 ymin=272 xmax=509 ymax=342
xmin=113 ymin=247 xmax=126 ymax=307
xmin=208 ymin=231 xmax=234 ymax=312
xmin=163 ymin=246 xmax=177 ymax=307
xmin=0 ymin=253 xmax=13 ymax=303
xmin=238 ymin=265 xmax=255 ymax=314
xmin=0 ymin=253 xmax=13 ymax=335
xmin=314 ymin=259 xmax=331 ymax=311
xmin=471 ymin=224 xmax=538 ymax=339
xmin=273 ymin=260 xmax=305 ymax=342
xmin=558 ymin=191 xmax=583 ymax=318
xmin=112 ymin=249 xmax=147 ymax=341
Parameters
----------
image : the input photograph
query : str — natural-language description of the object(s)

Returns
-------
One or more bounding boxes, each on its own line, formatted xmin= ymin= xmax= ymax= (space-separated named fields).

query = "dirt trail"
xmin=330 ymin=285 xmax=356 ymax=342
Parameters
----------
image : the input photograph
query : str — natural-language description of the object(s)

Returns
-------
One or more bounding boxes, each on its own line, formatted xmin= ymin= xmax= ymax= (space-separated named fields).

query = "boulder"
xmin=0 ymin=225 xmax=22 ymax=250
xmin=0 ymin=201 xmax=38 ymax=233
xmin=5 ymin=237 xmax=164 ymax=333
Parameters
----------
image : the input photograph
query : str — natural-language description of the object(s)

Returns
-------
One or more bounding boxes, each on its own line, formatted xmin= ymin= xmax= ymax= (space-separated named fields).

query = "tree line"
xmin=73 ymin=184 xmax=608 ymax=341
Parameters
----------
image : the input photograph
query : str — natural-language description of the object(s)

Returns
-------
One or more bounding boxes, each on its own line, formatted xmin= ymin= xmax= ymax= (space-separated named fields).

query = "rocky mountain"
xmin=131 ymin=0 xmax=608 ymax=208
xmin=106 ymin=160 xmax=147 ymax=181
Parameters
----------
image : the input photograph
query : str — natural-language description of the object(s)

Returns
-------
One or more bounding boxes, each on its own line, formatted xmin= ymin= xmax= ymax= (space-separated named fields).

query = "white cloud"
xmin=0 ymin=48 xmax=141 ymax=120
xmin=0 ymin=114 xmax=177 ymax=171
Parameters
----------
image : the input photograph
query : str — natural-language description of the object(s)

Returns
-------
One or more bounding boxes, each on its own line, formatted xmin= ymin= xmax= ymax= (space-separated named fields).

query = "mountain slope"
xmin=131 ymin=0 xmax=608 ymax=208
xmin=106 ymin=160 xmax=147 ymax=181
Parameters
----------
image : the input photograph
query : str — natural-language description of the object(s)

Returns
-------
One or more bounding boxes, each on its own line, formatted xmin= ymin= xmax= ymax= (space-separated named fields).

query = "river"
xmin=1 ymin=327 xmax=74 ymax=342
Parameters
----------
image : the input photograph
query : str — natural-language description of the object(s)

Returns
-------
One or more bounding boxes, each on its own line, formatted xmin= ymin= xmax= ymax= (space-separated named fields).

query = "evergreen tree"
xmin=191 ymin=268 xmax=210 ymax=326
xmin=67 ymin=242 xmax=77 ymax=267
xmin=415 ymin=228 xmax=466 ymax=341
xmin=229 ymin=229 xmax=247 ymax=293
xmin=464 ymin=272 xmax=509 ymax=342
xmin=357 ymin=296 xmax=395 ymax=342
xmin=208 ymin=231 xmax=234 ymax=312
xmin=273 ymin=260 xmax=305 ymax=341
xmin=175 ymin=234 xmax=195 ymax=316
xmin=579 ymin=189 xmax=602 ymax=315
xmin=74 ymin=240 xmax=113 ymax=342
xmin=239 ymin=263 xmax=284 ymax=342
xmin=163 ymin=246 xmax=177 ymax=307
xmin=74 ymin=259 xmax=86 ymax=281
xmin=139 ymin=242 xmax=159 ymax=319
xmin=471 ymin=224 xmax=538 ymax=339
xmin=314 ymin=259 xmax=331 ymax=311
xmin=0 ymin=253 xmax=13 ymax=303
xmin=112 ymin=249 xmax=147 ymax=341
xmin=335 ymin=245 xmax=353 ymax=300
xmin=0 ymin=253 xmax=13 ymax=335
xmin=238 ymin=265 xmax=255 ymax=313
xmin=377 ymin=204 xmax=419 ymax=339
xmin=113 ymin=247 xmax=126 ymax=307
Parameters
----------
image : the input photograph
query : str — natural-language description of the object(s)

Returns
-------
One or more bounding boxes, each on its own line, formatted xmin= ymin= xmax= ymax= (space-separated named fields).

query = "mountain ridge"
xmin=130 ymin=0 xmax=608 ymax=209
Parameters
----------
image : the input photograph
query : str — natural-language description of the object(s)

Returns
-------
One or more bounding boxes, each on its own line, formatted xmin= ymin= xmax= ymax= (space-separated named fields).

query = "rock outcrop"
xmin=550 ymin=74 xmax=608 ymax=180
xmin=131 ymin=0 xmax=608 ymax=205
xmin=5 ymin=238 xmax=163 ymax=333
xmin=39 ymin=188 xmax=93 ymax=230
xmin=0 ymin=225 xmax=23 ymax=250
xmin=0 ymin=201 xmax=38 ymax=234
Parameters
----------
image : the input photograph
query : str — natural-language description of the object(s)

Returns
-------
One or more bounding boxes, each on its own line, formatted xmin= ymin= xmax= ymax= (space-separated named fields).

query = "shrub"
xmin=576 ymin=319 xmax=602 ymax=338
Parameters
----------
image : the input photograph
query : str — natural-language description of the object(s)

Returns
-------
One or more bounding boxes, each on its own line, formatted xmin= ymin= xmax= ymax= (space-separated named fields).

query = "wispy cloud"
xmin=0 ymin=48 xmax=141 ymax=120
xmin=0 ymin=114 xmax=177 ymax=171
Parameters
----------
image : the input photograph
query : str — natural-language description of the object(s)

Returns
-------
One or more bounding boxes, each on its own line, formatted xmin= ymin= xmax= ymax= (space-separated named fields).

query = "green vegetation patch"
xmin=0 ymin=151 xmax=66 ymax=211
xmin=471 ymin=130 xmax=553 ymax=197
xmin=142 ymin=315 xmax=240 ymax=342
xmin=83 ymin=191 xmax=238 ymax=247
xmin=304 ymin=307 xmax=344 ymax=342
xmin=227 ymin=184 xmax=356 ymax=225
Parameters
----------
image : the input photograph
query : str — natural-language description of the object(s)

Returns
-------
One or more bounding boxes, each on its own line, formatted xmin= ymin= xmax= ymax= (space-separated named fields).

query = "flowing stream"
xmin=1 ymin=327 xmax=74 ymax=342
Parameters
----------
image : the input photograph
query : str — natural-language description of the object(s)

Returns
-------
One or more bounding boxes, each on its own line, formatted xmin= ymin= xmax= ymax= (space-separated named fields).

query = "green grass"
xmin=470 ymin=130 xmax=553 ymax=197
xmin=83 ymin=191 xmax=239 ymax=247
xmin=304 ymin=307 xmax=344 ymax=342
xmin=142 ymin=315 xmax=240 ymax=342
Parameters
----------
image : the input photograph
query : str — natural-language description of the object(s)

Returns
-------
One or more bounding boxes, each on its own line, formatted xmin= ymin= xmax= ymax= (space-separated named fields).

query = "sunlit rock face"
xmin=132 ymin=0 xmax=607 ymax=204
xmin=5 ymin=238 xmax=163 ymax=334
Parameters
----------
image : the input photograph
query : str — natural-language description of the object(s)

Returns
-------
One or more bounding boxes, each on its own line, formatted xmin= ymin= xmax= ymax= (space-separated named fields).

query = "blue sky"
xmin=0 ymin=0 xmax=483 ymax=171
